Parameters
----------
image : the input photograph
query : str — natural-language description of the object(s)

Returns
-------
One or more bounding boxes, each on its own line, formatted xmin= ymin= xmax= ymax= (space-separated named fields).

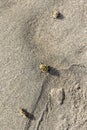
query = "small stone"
xmin=50 ymin=88 xmax=65 ymax=105
xmin=19 ymin=108 xmax=29 ymax=118
xmin=52 ymin=10 xmax=60 ymax=19
xmin=39 ymin=63 xmax=49 ymax=72
xmin=19 ymin=108 xmax=35 ymax=120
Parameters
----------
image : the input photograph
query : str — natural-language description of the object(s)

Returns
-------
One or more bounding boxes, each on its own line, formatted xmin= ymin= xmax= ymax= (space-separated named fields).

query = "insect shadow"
xmin=48 ymin=66 xmax=60 ymax=76
xmin=57 ymin=13 xmax=65 ymax=20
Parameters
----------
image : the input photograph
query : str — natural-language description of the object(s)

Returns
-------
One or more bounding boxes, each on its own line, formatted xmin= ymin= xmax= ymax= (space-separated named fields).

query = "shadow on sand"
xmin=48 ymin=66 xmax=60 ymax=77
xmin=57 ymin=13 xmax=65 ymax=20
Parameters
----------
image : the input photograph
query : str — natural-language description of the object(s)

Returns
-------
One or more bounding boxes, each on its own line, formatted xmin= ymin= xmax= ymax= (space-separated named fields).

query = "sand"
xmin=0 ymin=0 xmax=87 ymax=130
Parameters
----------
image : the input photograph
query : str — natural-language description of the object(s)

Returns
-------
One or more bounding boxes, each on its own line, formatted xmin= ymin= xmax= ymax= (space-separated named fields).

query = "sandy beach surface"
xmin=0 ymin=0 xmax=87 ymax=130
